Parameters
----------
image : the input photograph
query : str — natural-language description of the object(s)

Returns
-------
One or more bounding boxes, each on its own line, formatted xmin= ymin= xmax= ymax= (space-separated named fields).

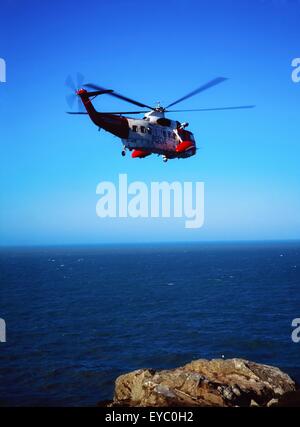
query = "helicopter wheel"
xmin=163 ymin=156 xmax=168 ymax=163
xmin=121 ymin=149 xmax=126 ymax=157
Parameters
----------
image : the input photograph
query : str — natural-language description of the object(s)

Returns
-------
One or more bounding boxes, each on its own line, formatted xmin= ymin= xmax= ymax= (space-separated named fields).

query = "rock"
xmin=109 ymin=358 xmax=297 ymax=407
xmin=266 ymin=398 xmax=278 ymax=407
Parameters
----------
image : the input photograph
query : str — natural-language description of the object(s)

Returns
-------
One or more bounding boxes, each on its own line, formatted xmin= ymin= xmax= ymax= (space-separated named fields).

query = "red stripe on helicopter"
xmin=176 ymin=141 xmax=195 ymax=153
xmin=131 ymin=149 xmax=151 ymax=158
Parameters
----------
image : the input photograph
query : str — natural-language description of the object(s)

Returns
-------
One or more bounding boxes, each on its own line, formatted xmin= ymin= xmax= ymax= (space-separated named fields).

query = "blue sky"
xmin=0 ymin=0 xmax=300 ymax=245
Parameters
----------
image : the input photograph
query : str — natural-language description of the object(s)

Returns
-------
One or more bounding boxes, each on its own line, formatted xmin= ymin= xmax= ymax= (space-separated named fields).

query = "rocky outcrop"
xmin=109 ymin=358 xmax=297 ymax=407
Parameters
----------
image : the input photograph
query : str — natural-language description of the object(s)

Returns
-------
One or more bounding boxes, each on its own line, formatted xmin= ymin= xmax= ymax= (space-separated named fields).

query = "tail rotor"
xmin=65 ymin=73 xmax=85 ymax=112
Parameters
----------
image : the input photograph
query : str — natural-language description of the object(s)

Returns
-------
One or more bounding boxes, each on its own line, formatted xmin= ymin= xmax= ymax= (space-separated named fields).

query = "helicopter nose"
xmin=176 ymin=141 xmax=195 ymax=153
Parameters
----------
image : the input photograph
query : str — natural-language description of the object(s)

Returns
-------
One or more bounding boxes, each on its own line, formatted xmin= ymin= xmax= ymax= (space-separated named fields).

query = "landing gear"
xmin=121 ymin=147 xmax=126 ymax=157
xmin=162 ymin=156 xmax=168 ymax=163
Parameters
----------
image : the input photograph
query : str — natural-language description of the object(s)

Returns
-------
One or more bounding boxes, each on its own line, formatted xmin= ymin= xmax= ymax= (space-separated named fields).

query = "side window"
xmin=140 ymin=126 xmax=146 ymax=133
xmin=132 ymin=125 xmax=137 ymax=132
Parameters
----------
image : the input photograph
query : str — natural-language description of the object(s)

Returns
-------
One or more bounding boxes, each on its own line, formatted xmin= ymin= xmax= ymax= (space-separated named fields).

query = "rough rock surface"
xmin=110 ymin=358 xmax=296 ymax=407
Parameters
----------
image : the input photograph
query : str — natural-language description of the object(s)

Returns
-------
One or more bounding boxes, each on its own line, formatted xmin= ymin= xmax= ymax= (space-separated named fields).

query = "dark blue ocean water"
xmin=0 ymin=242 xmax=300 ymax=406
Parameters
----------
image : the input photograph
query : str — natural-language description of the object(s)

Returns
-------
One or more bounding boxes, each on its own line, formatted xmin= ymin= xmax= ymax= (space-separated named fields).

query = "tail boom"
xmin=77 ymin=89 xmax=129 ymax=139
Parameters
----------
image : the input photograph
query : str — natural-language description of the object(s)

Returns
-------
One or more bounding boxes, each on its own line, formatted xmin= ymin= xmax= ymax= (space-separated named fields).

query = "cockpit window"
xmin=178 ymin=129 xmax=194 ymax=141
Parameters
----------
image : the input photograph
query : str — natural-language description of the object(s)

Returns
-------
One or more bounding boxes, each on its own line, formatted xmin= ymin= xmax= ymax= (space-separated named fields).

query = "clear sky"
xmin=0 ymin=0 xmax=300 ymax=245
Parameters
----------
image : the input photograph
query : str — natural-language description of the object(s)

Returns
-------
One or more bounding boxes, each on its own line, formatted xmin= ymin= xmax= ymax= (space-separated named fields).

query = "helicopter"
xmin=66 ymin=75 xmax=254 ymax=162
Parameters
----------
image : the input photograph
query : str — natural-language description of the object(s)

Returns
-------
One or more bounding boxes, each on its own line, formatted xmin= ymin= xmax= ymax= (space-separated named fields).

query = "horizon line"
xmin=0 ymin=238 xmax=300 ymax=249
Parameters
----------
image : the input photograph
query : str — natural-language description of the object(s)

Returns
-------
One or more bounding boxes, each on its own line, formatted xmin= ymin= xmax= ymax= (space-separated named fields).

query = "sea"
xmin=0 ymin=241 xmax=299 ymax=406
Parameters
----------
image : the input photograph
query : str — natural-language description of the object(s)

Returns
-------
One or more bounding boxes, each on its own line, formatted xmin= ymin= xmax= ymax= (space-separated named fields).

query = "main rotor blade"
xmin=100 ymin=111 xmax=149 ymax=115
xmin=67 ymin=110 xmax=149 ymax=115
xmin=165 ymin=77 xmax=228 ymax=109
xmin=87 ymin=90 xmax=114 ymax=97
xmin=84 ymin=83 xmax=153 ymax=110
xmin=166 ymin=105 xmax=255 ymax=112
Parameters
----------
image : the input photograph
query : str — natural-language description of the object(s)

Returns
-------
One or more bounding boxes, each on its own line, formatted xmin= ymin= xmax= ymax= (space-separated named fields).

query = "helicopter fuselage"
xmin=77 ymin=89 xmax=196 ymax=161
xmin=123 ymin=111 xmax=196 ymax=159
